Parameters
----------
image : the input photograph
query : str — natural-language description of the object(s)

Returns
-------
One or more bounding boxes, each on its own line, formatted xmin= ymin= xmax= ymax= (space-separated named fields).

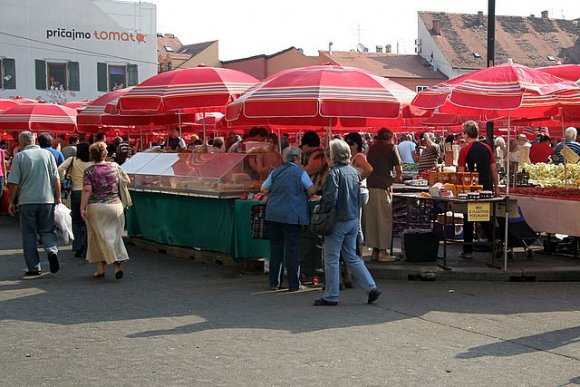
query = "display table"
xmin=393 ymin=193 xmax=516 ymax=268
xmin=510 ymin=195 xmax=580 ymax=236
xmin=126 ymin=191 xmax=269 ymax=261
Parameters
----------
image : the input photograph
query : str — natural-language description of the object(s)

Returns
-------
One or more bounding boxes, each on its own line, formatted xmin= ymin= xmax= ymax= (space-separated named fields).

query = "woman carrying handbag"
xmin=313 ymin=139 xmax=381 ymax=306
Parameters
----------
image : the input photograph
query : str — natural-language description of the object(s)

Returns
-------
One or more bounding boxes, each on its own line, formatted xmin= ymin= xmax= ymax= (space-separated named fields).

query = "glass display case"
xmin=122 ymin=152 xmax=281 ymax=199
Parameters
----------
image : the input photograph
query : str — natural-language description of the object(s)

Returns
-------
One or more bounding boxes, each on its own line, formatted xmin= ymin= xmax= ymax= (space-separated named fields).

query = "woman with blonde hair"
xmin=80 ymin=142 xmax=130 ymax=279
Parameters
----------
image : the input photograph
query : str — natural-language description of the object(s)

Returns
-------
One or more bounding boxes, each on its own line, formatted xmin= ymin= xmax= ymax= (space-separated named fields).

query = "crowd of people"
xmin=3 ymin=123 xmax=579 ymax=305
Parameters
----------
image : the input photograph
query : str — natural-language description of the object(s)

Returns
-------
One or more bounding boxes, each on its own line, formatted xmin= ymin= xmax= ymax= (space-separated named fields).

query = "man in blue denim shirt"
xmin=8 ymin=131 xmax=61 ymax=278
xmin=314 ymin=139 xmax=381 ymax=306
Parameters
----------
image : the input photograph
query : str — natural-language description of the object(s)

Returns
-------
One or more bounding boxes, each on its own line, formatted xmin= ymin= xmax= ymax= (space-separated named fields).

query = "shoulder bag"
xmin=61 ymin=157 xmax=74 ymax=199
xmin=310 ymin=168 xmax=340 ymax=236
xmin=116 ymin=164 xmax=133 ymax=209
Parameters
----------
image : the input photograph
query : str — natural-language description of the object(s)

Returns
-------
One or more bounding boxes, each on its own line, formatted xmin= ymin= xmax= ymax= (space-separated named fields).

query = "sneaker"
xmin=459 ymin=252 xmax=473 ymax=259
xmin=288 ymin=285 xmax=306 ymax=292
xmin=22 ymin=270 xmax=42 ymax=279
xmin=368 ymin=288 xmax=381 ymax=304
xmin=48 ymin=252 xmax=59 ymax=273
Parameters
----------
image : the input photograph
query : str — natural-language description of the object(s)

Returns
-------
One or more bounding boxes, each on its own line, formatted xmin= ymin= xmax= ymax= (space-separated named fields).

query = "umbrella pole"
xmin=503 ymin=112 xmax=511 ymax=272
xmin=178 ymin=112 xmax=182 ymax=137
xmin=202 ymin=111 xmax=207 ymax=145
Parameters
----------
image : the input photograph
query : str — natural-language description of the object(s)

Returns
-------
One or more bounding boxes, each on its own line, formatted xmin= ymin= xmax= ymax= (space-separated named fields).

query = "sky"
xmin=147 ymin=0 xmax=579 ymax=61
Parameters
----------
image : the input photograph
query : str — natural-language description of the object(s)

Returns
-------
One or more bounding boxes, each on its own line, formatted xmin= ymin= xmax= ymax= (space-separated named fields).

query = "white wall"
xmin=0 ymin=0 xmax=156 ymax=101
xmin=417 ymin=17 xmax=456 ymax=79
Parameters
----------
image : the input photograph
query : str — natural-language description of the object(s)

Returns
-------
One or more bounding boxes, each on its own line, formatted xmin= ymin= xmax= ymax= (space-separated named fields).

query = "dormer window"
xmin=164 ymin=46 xmax=174 ymax=52
xmin=473 ymin=52 xmax=481 ymax=59
xmin=547 ymin=55 xmax=556 ymax=61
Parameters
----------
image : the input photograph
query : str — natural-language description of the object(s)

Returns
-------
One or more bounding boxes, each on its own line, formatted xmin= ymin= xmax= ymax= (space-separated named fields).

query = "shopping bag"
xmin=251 ymin=204 xmax=269 ymax=239
xmin=117 ymin=165 xmax=133 ymax=208
xmin=54 ymin=203 xmax=74 ymax=245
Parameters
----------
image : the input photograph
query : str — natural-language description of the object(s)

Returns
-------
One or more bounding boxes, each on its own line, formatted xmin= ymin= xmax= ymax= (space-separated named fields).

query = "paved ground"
xmin=1 ymin=214 xmax=580 ymax=386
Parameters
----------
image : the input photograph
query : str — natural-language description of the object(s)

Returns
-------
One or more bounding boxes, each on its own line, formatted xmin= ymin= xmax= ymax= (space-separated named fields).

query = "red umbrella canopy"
xmin=412 ymin=63 xmax=580 ymax=117
xmin=0 ymin=97 xmax=39 ymax=112
xmin=61 ymin=100 xmax=91 ymax=110
xmin=537 ymin=64 xmax=580 ymax=84
xmin=0 ymin=103 xmax=77 ymax=132
xmin=226 ymin=64 xmax=415 ymax=125
xmin=116 ymin=65 xmax=259 ymax=114
xmin=77 ymin=87 xmax=134 ymax=128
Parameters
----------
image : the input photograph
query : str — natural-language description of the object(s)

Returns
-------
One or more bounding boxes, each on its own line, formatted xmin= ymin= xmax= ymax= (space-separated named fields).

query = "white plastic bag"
xmin=54 ymin=203 xmax=74 ymax=245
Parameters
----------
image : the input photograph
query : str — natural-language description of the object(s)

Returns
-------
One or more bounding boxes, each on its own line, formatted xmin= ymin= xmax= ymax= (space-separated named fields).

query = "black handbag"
xmin=61 ymin=157 xmax=74 ymax=199
xmin=310 ymin=204 xmax=336 ymax=236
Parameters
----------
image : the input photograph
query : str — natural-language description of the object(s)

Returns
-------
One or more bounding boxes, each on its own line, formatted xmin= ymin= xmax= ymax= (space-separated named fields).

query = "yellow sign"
xmin=467 ymin=202 xmax=491 ymax=222
xmin=562 ymin=144 xmax=580 ymax=164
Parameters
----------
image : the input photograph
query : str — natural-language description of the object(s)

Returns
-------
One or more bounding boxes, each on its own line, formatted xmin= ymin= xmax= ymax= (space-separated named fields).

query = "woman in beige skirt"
xmin=80 ymin=141 xmax=129 ymax=279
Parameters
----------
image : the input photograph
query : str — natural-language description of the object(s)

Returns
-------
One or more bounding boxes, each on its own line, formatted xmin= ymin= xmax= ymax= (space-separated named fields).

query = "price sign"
xmin=562 ymin=144 xmax=580 ymax=164
xmin=467 ymin=202 xmax=490 ymax=222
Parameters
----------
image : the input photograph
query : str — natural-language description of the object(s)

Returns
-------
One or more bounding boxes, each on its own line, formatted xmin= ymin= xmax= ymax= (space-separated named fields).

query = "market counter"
xmin=510 ymin=195 xmax=580 ymax=236
xmin=126 ymin=191 xmax=269 ymax=261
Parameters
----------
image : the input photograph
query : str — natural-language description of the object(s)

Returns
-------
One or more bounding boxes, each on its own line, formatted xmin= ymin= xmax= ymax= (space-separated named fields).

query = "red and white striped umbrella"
xmin=0 ymin=97 xmax=39 ymax=112
xmin=412 ymin=63 xmax=579 ymax=119
xmin=0 ymin=103 xmax=77 ymax=132
xmin=226 ymin=64 xmax=415 ymax=127
xmin=116 ymin=65 xmax=259 ymax=114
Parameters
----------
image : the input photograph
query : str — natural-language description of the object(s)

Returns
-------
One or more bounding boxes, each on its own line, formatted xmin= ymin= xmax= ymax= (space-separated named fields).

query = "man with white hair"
xmin=7 ymin=131 xmax=61 ymax=278
xmin=553 ymin=127 xmax=580 ymax=164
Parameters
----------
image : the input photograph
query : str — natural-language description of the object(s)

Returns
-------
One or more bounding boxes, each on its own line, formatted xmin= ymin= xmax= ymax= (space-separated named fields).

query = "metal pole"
xmin=486 ymin=0 xmax=496 ymax=149
xmin=503 ymin=112 xmax=511 ymax=271
xmin=487 ymin=0 xmax=496 ymax=68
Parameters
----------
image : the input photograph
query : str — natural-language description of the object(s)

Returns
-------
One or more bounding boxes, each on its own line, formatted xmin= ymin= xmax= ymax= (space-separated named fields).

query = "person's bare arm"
xmin=490 ymin=163 xmax=500 ymax=196
xmin=8 ymin=183 xmax=19 ymax=216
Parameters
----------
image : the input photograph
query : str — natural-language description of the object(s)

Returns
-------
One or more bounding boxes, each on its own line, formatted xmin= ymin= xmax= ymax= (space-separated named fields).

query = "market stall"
xmin=123 ymin=151 xmax=277 ymax=261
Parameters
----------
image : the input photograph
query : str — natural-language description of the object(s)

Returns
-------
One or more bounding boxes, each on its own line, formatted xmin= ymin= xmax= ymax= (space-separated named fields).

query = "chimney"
xmin=328 ymin=41 xmax=333 ymax=55
xmin=385 ymin=44 xmax=392 ymax=53
xmin=477 ymin=11 xmax=484 ymax=25
xmin=541 ymin=10 xmax=549 ymax=19
xmin=433 ymin=20 xmax=441 ymax=35
xmin=376 ymin=45 xmax=383 ymax=53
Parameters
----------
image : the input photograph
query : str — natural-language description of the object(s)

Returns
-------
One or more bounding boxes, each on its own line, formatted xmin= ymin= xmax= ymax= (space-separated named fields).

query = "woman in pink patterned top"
xmin=80 ymin=142 xmax=129 ymax=279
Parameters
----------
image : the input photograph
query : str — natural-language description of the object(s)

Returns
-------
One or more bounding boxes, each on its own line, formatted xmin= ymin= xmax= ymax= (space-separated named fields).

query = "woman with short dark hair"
xmin=80 ymin=142 xmax=130 ymax=279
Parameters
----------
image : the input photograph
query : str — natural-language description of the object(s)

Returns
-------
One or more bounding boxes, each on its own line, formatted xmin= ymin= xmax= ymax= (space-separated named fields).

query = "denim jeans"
xmin=323 ymin=218 xmax=376 ymax=302
xmin=268 ymin=221 xmax=302 ymax=290
xmin=19 ymin=204 xmax=58 ymax=271
xmin=70 ymin=190 xmax=86 ymax=252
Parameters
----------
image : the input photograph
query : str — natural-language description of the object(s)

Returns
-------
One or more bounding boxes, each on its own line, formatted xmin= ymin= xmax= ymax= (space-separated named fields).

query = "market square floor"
xmin=1 ymin=214 xmax=580 ymax=386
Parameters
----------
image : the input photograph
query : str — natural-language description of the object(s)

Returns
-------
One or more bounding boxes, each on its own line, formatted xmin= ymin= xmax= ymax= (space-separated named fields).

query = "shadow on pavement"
xmin=456 ymin=326 xmax=580 ymax=359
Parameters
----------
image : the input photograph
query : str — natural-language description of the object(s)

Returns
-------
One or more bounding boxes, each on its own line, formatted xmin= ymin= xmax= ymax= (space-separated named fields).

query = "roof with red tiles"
xmin=419 ymin=11 xmax=580 ymax=70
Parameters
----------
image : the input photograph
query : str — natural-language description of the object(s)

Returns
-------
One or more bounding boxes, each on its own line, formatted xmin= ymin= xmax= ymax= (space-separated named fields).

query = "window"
xmin=1 ymin=58 xmax=16 ymax=89
xmin=34 ymin=60 xmax=79 ymax=91
xmin=97 ymin=63 xmax=139 ymax=92
xmin=416 ymin=85 xmax=429 ymax=92
xmin=547 ymin=55 xmax=556 ymax=61
xmin=164 ymin=46 xmax=174 ymax=52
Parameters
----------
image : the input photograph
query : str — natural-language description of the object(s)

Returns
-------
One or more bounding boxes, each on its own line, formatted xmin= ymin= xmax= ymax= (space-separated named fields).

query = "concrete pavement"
xmin=1 ymin=214 xmax=580 ymax=386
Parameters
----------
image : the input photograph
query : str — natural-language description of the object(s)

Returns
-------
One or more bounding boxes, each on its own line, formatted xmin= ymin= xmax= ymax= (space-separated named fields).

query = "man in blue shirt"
xmin=38 ymin=132 xmax=65 ymax=166
xmin=8 ymin=131 xmax=61 ymax=278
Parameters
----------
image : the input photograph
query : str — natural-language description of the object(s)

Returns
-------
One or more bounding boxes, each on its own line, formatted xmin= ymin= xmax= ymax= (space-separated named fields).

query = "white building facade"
xmin=0 ymin=0 xmax=157 ymax=102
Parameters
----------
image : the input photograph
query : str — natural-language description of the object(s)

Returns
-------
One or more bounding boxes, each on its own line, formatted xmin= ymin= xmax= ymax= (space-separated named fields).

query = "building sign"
xmin=467 ymin=202 xmax=490 ymax=222
xmin=46 ymin=28 xmax=146 ymax=43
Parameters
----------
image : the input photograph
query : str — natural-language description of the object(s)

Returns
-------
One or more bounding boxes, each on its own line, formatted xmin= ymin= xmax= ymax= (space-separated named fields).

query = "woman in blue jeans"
xmin=314 ymin=139 xmax=381 ymax=306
